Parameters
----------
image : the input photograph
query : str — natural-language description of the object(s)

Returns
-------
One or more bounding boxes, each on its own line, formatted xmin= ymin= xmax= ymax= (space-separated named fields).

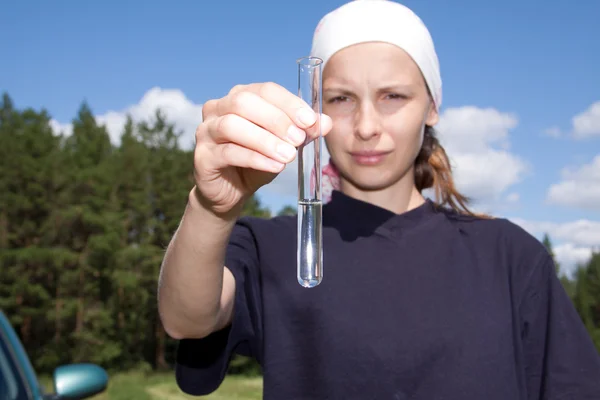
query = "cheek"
xmin=384 ymin=118 xmax=426 ymax=161
xmin=385 ymin=116 xmax=424 ymax=146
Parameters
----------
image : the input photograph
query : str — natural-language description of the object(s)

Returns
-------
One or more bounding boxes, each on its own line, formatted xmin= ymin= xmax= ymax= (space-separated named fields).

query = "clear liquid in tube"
xmin=297 ymin=199 xmax=323 ymax=288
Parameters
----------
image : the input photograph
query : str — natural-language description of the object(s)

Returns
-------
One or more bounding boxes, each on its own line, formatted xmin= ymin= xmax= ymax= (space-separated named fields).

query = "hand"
xmin=193 ymin=82 xmax=333 ymax=216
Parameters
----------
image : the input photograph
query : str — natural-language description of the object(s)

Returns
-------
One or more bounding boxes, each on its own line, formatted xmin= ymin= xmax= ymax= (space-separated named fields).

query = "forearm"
xmin=158 ymin=187 xmax=238 ymax=339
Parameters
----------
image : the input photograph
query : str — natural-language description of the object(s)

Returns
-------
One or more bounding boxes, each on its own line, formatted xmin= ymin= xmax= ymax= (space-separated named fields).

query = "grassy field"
xmin=42 ymin=372 xmax=263 ymax=400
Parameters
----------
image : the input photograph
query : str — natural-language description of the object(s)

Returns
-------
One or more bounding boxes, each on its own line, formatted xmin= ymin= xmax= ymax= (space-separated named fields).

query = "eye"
xmin=385 ymin=93 xmax=407 ymax=100
xmin=327 ymin=96 xmax=350 ymax=103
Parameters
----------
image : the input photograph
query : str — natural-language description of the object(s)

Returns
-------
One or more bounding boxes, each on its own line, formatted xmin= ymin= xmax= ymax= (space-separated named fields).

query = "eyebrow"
xmin=323 ymin=82 xmax=415 ymax=93
xmin=322 ymin=87 xmax=354 ymax=96
xmin=377 ymin=83 xmax=415 ymax=92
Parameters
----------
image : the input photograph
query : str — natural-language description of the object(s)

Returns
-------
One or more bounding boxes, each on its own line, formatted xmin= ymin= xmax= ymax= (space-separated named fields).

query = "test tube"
xmin=296 ymin=56 xmax=323 ymax=288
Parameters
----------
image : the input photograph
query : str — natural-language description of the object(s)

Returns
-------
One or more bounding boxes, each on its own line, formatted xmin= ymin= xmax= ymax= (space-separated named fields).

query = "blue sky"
xmin=2 ymin=0 xmax=599 ymax=275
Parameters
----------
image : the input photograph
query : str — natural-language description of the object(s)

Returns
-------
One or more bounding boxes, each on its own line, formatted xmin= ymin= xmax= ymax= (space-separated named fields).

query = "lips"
xmin=349 ymin=150 xmax=391 ymax=166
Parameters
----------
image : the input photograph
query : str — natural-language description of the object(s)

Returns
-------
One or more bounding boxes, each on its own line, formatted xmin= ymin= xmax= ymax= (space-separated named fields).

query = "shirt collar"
xmin=324 ymin=190 xmax=440 ymax=240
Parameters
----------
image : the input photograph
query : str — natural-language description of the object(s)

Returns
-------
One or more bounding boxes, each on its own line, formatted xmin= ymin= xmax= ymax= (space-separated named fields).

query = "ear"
xmin=425 ymin=101 xmax=439 ymax=126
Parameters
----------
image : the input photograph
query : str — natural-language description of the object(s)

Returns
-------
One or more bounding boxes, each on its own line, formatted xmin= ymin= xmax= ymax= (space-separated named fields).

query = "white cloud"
xmin=436 ymin=106 xmax=529 ymax=203
xmin=49 ymin=119 xmax=73 ymax=137
xmin=554 ymin=244 xmax=594 ymax=276
xmin=544 ymin=126 xmax=562 ymax=138
xmin=506 ymin=192 xmax=520 ymax=203
xmin=572 ymin=101 xmax=600 ymax=139
xmin=540 ymin=102 xmax=600 ymax=141
xmin=511 ymin=219 xmax=600 ymax=248
xmin=437 ymin=106 xmax=517 ymax=152
xmin=50 ymin=87 xmax=203 ymax=149
xmin=510 ymin=217 xmax=600 ymax=277
xmin=546 ymin=154 xmax=600 ymax=211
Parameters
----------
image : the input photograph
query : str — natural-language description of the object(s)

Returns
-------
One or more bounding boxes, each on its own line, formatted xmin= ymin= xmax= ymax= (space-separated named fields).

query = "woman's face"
xmin=322 ymin=42 xmax=439 ymax=193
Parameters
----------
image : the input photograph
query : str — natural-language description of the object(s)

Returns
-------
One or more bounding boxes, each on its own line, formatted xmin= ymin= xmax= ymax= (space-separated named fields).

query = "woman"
xmin=158 ymin=1 xmax=600 ymax=399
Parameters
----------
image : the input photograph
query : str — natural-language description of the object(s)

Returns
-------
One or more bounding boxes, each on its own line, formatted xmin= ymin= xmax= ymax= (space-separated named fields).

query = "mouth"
xmin=348 ymin=150 xmax=392 ymax=166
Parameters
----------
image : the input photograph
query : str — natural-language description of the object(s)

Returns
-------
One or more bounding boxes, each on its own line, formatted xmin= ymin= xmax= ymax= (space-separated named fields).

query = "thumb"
xmin=320 ymin=113 xmax=333 ymax=137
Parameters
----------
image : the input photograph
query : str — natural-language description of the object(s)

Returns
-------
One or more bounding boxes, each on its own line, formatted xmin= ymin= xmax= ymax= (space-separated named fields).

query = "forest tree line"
xmin=0 ymin=92 xmax=598 ymax=376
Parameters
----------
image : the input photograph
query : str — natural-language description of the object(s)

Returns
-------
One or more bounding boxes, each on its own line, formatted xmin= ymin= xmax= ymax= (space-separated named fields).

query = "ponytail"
xmin=414 ymin=126 xmax=487 ymax=217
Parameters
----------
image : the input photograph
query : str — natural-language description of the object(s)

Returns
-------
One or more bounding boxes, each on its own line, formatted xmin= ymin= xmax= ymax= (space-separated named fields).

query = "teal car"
xmin=0 ymin=310 xmax=109 ymax=399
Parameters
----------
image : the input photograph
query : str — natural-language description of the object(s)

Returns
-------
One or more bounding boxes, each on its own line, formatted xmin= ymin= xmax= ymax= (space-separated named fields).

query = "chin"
xmin=345 ymin=171 xmax=399 ymax=191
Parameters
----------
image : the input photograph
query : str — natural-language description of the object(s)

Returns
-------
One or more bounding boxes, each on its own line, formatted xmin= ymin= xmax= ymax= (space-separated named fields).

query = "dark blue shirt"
xmin=175 ymin=190 xmax=600 ymax=399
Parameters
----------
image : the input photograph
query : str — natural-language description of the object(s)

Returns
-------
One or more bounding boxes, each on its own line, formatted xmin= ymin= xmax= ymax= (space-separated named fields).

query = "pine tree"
xmin=49 ymin=102 xmax=122 ymax=366
xmin=277 ymin=205 xmax=296 ymax=216
xmin=0 ymin=92 xmax=311 ymax=376
xmin=573 ymin=252 xmax=600 ymax=352
xmin=0 ymin=93 xmax=70 ymax=369
xmin=542 ymin=233 xmax=561 ymax=275
xmin=133 ymin=109 xmax=193 ymax=370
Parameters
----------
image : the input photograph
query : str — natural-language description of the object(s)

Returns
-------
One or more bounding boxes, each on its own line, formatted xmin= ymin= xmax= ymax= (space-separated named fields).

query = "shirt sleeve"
xmin=174 ymin=218 xmax=263 ymax=396
xmin=520 ymin=251 xmax=600 ymax=399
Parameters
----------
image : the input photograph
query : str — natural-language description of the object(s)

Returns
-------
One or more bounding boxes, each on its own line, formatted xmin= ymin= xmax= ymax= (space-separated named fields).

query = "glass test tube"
xmin=296 ymin=56 xmax=323 ymax=288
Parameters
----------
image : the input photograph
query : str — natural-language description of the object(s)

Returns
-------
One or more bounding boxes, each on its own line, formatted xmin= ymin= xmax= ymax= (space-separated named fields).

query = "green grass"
xmin=41 ymin=372 xmax=263 ymax=400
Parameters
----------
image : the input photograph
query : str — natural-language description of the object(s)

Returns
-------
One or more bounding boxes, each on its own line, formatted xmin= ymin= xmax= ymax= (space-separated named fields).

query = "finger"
xmin=202 ymin=99 xmax=218 ymax=121
xmin=321 ymin=113 xmax=333 ymax=136
xmin=237 ymin=82 xmax=319 ymax=130
xmin=207 ymin=113 xmax=298 ymax=165
xmin=302 ymin=113 xmax=334 ymax=144
xmin=217 ymin=90 xmax=307 ymax=147
xmin=224 ymin=82 xmax=331 ymax=147
xmin=209 ymin=142 xmax=285 ymax=174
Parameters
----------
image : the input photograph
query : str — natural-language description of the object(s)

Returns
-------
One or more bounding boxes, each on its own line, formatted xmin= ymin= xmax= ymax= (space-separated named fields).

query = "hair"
xmin=414 ymin=126 xmax=489 ymax=218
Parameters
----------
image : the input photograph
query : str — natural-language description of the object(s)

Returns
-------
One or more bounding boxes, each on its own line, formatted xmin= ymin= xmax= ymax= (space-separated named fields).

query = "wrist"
xmin=187 ymin=187 xmax=241 ymax=226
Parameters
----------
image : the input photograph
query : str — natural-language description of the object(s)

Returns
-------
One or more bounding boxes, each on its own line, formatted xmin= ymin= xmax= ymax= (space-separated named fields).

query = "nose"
xmin=354 ymin=101 xmax=382 ymax=141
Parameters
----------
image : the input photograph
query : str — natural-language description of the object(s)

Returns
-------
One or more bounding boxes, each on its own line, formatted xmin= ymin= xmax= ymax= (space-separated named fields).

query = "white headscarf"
xmin=308 ymin=0 xmax=443 ymax=202
xmin=310 ymin=0 xmax=442 ymax=109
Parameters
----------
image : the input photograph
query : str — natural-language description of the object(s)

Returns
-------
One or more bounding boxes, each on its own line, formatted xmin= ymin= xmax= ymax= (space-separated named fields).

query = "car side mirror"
xmin=53 ymin=363 xmax=108 ymax=399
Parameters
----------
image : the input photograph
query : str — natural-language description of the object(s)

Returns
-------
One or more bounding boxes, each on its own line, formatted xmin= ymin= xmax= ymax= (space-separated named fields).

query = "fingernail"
xmin=297 ymin=108 xmax=316 ymax=127
xmin=266 ymin=159 xmax=284 ymax=172
xmin=276 ymin=142 xmax=296 ymax=161
xmin=287 ymin=125 xmax=306 ymax=145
